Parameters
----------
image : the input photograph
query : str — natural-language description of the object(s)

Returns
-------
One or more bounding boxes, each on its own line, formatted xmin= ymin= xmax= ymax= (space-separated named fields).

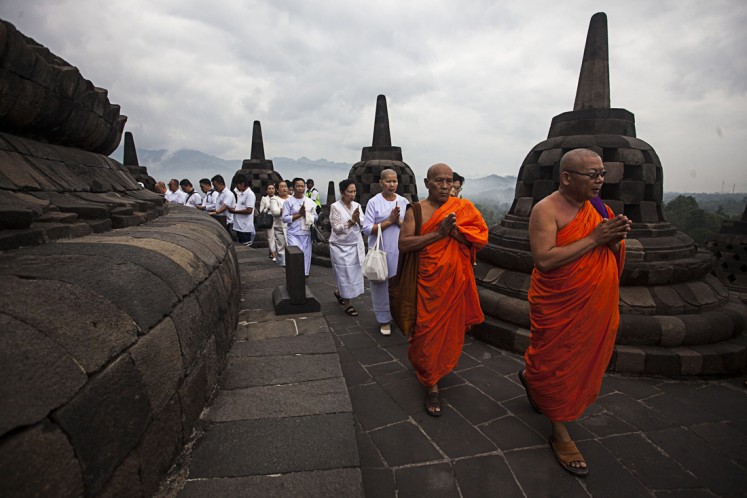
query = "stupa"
xmin=234 ymin=120 xmax=283 ymax=197
xmin=707 ymin=203 xmax=747 ymax=298
xmin=233 ymin=120 xmax=284 ymax=247
xmin=122 ymin=131 xmax=156 ymax=191
xmin=473 ymin=13 xmax=747 ymax=376
xmin=348 ymin=95 xmax=418 ymax=209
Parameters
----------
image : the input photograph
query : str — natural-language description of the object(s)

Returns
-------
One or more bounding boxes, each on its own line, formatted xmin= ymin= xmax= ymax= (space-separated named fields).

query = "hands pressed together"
xmin=591 ymin=214 xmax=632 ymax=247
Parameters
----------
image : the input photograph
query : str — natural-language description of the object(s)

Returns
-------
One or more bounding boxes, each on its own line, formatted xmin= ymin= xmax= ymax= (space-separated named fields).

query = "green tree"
xmin=664 ymin=195 xmax=724 ymax=244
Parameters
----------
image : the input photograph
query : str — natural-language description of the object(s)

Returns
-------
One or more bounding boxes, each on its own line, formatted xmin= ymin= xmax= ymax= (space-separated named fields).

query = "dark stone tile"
xmin=338 ymin=331 xmax=379 ymax=351
xmin=188 ymin=413 xmax=358 ymax=477
xmin=601 ymin=433 xmax=699 ymax=489
xmin=440 ymin=384 xmax=506 ymax=425
xmin=350 ymin=346 xmax=395 ymax=366
xmin=356 ymin=425 xmax=385 ymax=468
xmin=179 ymin=469 xmax=364 ymax=498
xmin=340 ymin=358 xmax=372 ymax=387
xmin=656 ymin=382 xmax=747 ymax=421
xmin=394 ymin=463 xmax=459 ymax=498
xmin=414 ymin=406 xmax=497 ymax=458
xmin=480 ymin=352 xmax=526 ymax=376
xmin=379 ymin=375 xmax=429 ymax=415
xmin=349 ymin=383 xmax=407 ymax=431
xmin=481 ymin=415 xmax=546 ymax=451
xmin=576 ymin=439 xmax=651 ymax=498
xmin=596 ymin=392 xmax=678 ymax=431
xmin=366 ymin=360 xmax=407 ymax=378
xmin=603 ymin=374 xmax=663 ymax=400
xmin=207 ymin=377 xmax=351 ymax=421
xmin=690 ymin=421 xmax=747 ymax=469
xmin=641 ymin=393 xmax=721 ymax=426
xmin=503 ymin=447 xmax=588 ymax=496
xmin=368 ymin=421 xmax=442 ymax=467
xmin=231 ymin=333 xmax=337 ymax=357
xmin=453 ymin=455 xmax=524 ymax=498
xmin=576 ymin=410 xmax=637 ymax=438
xmin=452 ymin=353 xmax=480 ymax=371
xmin=383 ymin=343 xmax=410 ymax=364
xmin=652 ymin=490 xmax=717 ymax=498
xmin=438 ymin=371 xmax=467 ymax=388
xmin=458 ymin=366 xmax=524 ymax=402
xmin=499 ymin=397 xmax=594 ymax=442
xmin=648 ymin=427 xmax=747 ymax=497
xmin=220 ymin=354 xmax=341 ymax=389
xmin=361 ymin=468 xmax=396 ymax=498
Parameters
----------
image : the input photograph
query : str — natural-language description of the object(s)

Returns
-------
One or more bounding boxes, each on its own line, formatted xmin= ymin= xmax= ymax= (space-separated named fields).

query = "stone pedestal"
xmin=273 ymin=246 xmax=320 ymax=314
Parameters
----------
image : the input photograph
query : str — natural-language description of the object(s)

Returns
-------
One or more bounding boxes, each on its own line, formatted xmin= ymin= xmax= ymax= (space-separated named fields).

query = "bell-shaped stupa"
xmin=474 ymin=13 xmax=747 ymax=377
xmin=234 ymin=120 xmax=284 ymax=200
xmin=348 ymin=95 xmax=418 ymax=208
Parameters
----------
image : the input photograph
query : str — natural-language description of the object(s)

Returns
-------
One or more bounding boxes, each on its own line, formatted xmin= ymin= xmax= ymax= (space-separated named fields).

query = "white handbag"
xmin=362 ymin=226 xmax=388 ymax=282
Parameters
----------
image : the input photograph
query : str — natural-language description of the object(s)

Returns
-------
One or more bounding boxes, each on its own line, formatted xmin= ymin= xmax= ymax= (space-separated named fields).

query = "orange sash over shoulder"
xmin=407 ymin=197 xmax=489 ymax=386
xmin=525 ymin=201 xmax=625 ymax=422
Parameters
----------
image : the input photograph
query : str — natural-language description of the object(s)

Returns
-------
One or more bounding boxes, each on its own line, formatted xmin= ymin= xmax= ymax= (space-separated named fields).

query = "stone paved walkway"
xmin=164 ymin=244 xmax=747 ymax=497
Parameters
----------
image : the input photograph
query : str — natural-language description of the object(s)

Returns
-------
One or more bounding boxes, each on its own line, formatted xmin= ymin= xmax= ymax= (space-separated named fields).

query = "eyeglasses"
xmin=452 ymin=187 xmax=462 ymax=192
xmin=566 ymin=170 xmax=607 ymax=180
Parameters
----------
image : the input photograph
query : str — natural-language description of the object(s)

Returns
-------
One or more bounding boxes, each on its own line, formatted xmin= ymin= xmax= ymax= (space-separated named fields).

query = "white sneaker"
xmin=380 ymin=324 xmax=391 ymax=336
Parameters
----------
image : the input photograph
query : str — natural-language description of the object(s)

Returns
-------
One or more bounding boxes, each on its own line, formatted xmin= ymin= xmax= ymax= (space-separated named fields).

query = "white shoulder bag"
xmin=362 ymin=226 xmax=388 ymax=282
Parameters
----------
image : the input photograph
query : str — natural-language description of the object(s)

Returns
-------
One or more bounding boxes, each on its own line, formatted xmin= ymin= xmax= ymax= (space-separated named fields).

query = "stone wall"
xmin=0 ymin=208 xmax=240 ymax=496
xmin=0 ymin=18 xmax=241 ymax=496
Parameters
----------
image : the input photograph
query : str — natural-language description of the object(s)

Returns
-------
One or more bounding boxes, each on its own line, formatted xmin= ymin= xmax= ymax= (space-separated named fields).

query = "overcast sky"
xmin=2 ymin=0 xmax=745 ymax=192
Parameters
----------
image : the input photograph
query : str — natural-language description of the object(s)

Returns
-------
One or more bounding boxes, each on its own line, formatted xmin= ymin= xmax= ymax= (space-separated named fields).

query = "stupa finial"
xmin=573 ymin=12 xmax=610 ymax=110
xmin=371 ymin=95 xmax=392 ymax=147
xmin=250 ymin=120 xmax=265 ymax=160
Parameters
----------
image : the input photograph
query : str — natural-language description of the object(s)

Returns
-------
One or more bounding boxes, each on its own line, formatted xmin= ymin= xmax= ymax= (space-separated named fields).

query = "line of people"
xmin=155 ymin=151 xmax=628 ymax=477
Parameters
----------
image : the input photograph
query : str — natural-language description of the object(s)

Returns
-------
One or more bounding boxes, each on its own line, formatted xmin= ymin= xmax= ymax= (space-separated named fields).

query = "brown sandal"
xmin=425 ymin=391 xmax=442 ymax=417
xmin=549 ymin=437 xmax=588 ymax=477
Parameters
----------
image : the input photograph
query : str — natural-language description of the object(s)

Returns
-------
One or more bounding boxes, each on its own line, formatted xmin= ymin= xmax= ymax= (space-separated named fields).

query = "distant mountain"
xmin=463 ymin=174 xmax=517 ymax=205
xmin=110 ymin=146 xmax=354 ymax=193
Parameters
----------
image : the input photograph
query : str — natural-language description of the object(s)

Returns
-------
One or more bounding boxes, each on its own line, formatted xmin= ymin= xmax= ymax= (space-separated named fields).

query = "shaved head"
xmin=559 ymin=149 xmax=602 ymax=173
xmin=380 ymin=168 xmax=397 ymax=180
xmin=427 ymin=163 xmax=453 ymax=179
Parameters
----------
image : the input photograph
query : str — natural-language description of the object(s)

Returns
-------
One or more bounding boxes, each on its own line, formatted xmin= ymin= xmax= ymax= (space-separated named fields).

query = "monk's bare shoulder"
xmin=530 ymin=193 xmax=562 ymax=221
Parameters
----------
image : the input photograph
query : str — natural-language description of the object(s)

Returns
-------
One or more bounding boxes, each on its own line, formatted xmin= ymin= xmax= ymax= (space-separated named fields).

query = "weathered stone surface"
xmin=0 ymin=314 xmax=86 ymax=436
xmin=138 ymin=395 xmax=182 ymax=497
xmin=53 ymin=354 xmax=151 ymax=495
xmin=180 ymin=469 xmax=363 ymax=498
xmin=0 ymin=421 xmax=84 ymax=498
xmin=130 ymin=318 xmax=184 ymax=413
xmin=178 ymin=356 xmax=208 ymax=442
xmin=0 ymin=275 xmax=137 ymax=372
xmin=188 ymin=413 xmax=358 ymax=478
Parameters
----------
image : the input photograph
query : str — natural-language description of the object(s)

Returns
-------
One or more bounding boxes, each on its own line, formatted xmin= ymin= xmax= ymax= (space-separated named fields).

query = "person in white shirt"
xmin=329 ymin=179 xmax=365 ymax=317
xmin=270 ymin=180 xmax=290 ymax=266
xmin=165 ymin=178 xmax=187 ymax=204
xmin=209 ymin=174 xmax=236 ymax=233
xmin=197 ymin=178 xmax=218 ymax=212
xmin=229 ymin=174 xmax=256 ymax=246
xmin=259 ymin=183 xmax=277 ymax=260
xmin=282 ymin=177 xmax=318 ymax=276
xmin=180 ymin=179 xmax=202 ymax=208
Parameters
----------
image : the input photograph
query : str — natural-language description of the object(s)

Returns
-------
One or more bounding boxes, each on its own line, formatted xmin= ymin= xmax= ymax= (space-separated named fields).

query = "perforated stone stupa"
xmin=348 ymin=95 xmax=418 ymax=208
xmin=473 ymin=12 xmax=746 ymax=376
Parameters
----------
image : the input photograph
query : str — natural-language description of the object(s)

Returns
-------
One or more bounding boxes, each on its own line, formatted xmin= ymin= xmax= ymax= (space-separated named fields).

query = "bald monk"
xmin=399 ymin=163 xmax=488 ymax=416
xmin=519 ymin=148 xmax=630 ymax=476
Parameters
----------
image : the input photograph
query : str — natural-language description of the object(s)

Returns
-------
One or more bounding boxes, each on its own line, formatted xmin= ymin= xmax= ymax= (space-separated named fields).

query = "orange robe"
xmin=525 ymin=201 xmax=625 ymax=422
xmin=408 ymin=197 xmax=489 ymax=386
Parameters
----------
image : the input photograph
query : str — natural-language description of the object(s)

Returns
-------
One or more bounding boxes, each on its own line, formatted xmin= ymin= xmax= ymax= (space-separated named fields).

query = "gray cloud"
xmin=1 ymin=0 xmax=745 ymax=192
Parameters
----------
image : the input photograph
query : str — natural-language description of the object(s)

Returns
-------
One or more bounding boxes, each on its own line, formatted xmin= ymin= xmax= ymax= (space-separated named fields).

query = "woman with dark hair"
xmin=329 ymin=179 xmax=365 ymax=316
xmin=269 ymin=180 xmax=290 ymax=266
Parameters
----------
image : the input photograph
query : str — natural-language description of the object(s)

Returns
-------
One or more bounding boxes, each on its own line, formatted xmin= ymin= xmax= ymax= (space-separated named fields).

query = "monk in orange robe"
xmin=399 ymin=163 xmax=488 ymax=416
xmin=520 ymin=148 xmax=630 ymax=476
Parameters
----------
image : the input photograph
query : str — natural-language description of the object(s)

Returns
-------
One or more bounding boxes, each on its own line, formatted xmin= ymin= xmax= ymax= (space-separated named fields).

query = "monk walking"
xmin=520 ymin=148 xmax=630 ymax=476
xmin=399 ymin=163 xmax=488 ymax=416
